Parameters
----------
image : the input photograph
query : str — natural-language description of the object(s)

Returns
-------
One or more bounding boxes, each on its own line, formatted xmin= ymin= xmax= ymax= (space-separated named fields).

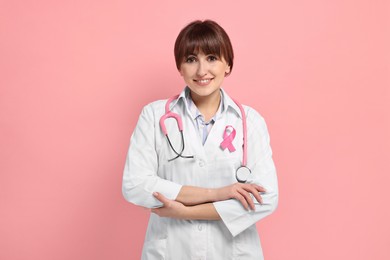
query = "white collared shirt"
xmin=122 ymin=87 xmax=278 ymax=260
xmin=186 ymin=89 xmax=224 ymax=145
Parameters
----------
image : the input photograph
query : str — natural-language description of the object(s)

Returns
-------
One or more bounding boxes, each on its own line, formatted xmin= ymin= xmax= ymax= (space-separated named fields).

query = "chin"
xmin=188 ymin=81 xmax=221 ymax=92
xmin=190 ymin=87 xmax=220 ymax=97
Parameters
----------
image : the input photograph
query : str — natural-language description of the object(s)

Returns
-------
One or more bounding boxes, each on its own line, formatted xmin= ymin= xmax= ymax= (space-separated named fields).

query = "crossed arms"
xmin=151 ymin=183 xmax=266 ymax=220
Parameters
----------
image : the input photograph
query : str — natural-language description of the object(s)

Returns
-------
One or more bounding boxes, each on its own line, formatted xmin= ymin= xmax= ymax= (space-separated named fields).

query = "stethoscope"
xmin=159 ymin=94 xmax=251 ymax=183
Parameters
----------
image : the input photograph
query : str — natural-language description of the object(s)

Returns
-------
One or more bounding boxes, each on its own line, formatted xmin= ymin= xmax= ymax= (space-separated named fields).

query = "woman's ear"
xmin=225 ymin=65 xmax=231 ymax=76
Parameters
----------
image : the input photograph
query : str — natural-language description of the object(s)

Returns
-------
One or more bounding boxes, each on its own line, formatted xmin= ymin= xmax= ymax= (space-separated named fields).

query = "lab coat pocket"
xmin=208 ymin=156 xmax=241 ymax=187
xmin=142 ymin=238 xmax=167 ymax=260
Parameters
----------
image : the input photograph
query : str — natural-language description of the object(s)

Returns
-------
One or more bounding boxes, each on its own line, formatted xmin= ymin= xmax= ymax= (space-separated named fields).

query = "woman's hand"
xmin=215 ymin=183 xmax=266 ymax=210
xmin=151 ymin=192 xmax=188 ymax=219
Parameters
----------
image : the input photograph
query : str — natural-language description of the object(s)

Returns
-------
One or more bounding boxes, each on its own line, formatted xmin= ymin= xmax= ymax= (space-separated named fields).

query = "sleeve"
xmin=122 ymin=104 xmax=183 ymax=208
xmin=213 ymin=108 xmax=279 ymax=237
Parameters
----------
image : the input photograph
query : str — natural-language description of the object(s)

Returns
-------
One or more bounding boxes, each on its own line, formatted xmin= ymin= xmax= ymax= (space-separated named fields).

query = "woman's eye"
xmin=207 ymin=55 xmax=218 ymax=62
xmin=185 ymin=57 xmax=196 ymax=63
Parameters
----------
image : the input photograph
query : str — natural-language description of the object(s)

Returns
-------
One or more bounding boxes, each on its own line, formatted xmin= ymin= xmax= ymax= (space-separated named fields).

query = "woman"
xmin=122 ymin=20 xmax=278 ymax=259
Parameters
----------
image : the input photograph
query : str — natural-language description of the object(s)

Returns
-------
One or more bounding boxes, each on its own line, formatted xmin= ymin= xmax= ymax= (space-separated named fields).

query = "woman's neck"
xmin=190 ymin=89 xmax=221 ymax=122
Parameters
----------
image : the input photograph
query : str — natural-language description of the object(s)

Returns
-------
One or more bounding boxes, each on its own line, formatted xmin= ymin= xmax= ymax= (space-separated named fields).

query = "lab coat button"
xmin=198 ymin=224 xmax=203 ymax=231
xmin=198 ymin=160 xmax=205 ymax=167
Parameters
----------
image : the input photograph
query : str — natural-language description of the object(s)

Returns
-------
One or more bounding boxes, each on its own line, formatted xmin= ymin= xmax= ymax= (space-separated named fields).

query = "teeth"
xmin=198 ymin=79 xmax=210 ymax=83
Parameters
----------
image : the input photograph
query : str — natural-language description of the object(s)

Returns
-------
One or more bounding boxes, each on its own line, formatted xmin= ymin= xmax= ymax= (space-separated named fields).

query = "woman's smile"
xmin=194 ymin=78 xmax=214 ymax=86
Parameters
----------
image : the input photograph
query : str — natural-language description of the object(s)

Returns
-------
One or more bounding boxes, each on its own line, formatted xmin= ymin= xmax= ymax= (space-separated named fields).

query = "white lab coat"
xmin=122 ymin=87 xmax=278 ymax=260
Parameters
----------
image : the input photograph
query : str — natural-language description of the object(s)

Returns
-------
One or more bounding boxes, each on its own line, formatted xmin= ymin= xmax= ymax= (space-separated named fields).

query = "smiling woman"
xmin=122 ymin=20 xmax=278 ymax=260
xmin=175 ymin=21 xmax=234 ymax=120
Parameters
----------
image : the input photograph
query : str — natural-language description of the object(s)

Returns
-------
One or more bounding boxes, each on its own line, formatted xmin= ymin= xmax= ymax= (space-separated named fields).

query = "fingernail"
xmin=153 ymin=192 xmax=158 ymax=196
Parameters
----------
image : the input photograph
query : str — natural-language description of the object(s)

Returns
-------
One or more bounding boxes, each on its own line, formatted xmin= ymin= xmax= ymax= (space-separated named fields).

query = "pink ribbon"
xmin=220 ymin=125 xmax=236 ymax=152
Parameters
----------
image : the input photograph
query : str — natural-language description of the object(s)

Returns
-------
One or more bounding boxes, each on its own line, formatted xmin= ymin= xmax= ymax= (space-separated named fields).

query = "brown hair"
xmin=174 ymin=20 xmax=234 ymax=76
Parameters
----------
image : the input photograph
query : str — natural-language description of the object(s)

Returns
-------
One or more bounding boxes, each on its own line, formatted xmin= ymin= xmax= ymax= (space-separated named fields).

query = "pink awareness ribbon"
xmin=220 ymin=125 xmax=236 ymax=152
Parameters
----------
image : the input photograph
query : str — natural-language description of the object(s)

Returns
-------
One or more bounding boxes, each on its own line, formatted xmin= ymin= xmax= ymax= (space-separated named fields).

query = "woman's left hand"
xmin=151 ymin=192 xmax=188 ymax=219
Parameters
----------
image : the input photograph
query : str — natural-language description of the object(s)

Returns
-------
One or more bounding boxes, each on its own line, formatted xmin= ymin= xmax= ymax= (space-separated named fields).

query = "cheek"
xmin=180 ymin=66 xmax=194 ymax=77
xmin=214 ymin=67 xmax=228 ymax=77
xmin=179 ymin=67 xmax=185 ymax=76
xmin=182 ymin=72 xmax=192 ymax=80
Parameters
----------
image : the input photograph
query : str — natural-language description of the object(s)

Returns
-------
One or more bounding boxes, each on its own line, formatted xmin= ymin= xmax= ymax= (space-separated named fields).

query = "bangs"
xmin=182 ymin=29 xmax=223 ymax=58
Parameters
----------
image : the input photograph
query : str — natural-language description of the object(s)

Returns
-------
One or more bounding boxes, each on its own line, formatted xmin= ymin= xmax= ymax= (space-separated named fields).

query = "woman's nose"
xmin=196 ymin=60 xmax=208 ymax=77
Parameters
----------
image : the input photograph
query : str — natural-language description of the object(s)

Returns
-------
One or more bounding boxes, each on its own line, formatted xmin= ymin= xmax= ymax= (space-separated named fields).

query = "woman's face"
xmin=179 ymin=51 xmax=231 ymax=100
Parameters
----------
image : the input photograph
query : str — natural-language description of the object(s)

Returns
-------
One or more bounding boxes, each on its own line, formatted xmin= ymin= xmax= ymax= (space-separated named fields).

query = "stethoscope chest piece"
xmin=236 ymin=166 xmax=251 ymax=183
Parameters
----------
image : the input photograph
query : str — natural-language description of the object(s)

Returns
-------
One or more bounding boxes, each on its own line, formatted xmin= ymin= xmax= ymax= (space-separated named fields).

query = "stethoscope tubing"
xmin=231 ymin=98 xmax=247 ymax=167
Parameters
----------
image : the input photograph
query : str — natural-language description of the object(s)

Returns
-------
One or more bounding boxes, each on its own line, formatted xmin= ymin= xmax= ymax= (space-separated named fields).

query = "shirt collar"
xmin=169 ymin=86 xmax=243 ymax=119
xmin=220 ymin=88 xmax=243 ymax=119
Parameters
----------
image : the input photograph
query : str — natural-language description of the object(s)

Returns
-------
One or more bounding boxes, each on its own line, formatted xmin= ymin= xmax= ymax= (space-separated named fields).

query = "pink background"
xmin=1 ymin=0 xmax=389 ymax=259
